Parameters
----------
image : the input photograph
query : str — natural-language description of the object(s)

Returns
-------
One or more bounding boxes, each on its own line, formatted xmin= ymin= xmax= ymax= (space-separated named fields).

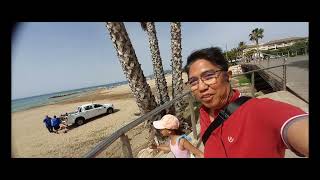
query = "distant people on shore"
xmin=149 ymin=114 xmax=204 ymax=158
xmin=51 ymin=115 xmax=68 ymax=134
xmin=60 ymin=113 xmax=68 ymax=124
xmin=43 ymin=115 xmax=53 ymax=133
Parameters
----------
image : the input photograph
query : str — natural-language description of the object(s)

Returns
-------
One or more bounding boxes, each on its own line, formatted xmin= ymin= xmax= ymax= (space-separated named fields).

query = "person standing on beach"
xmin=184 ymin=47 xmax=308 ymax=158
xmin=51 ymin=115 xmax=62 ymax=134
xmin=43 ymin=115 xmax=53 ymax=133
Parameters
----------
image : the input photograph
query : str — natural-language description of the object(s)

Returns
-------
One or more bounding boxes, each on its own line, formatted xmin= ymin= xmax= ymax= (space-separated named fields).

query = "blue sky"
xmin=12 ymin=22 xmax=308 ymax=99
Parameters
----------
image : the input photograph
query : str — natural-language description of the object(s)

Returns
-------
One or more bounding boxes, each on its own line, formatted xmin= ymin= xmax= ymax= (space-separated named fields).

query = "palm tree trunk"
xmin=170 ymin=22 xmax=184 ymax=121
xmin=105 ymin=22 xmax=157 ymax=115
xmin=256 ymin=40 xmax=260 ymax=61
xmin=144 ymin=22 xmax=170 ymax=105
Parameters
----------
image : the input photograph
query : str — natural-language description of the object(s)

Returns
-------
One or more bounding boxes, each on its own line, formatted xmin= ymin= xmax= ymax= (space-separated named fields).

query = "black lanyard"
xmin=202 ymin=96 xmax=252 ymax=145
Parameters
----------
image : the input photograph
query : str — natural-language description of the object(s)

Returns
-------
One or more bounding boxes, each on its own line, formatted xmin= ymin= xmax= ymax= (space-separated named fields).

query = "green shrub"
xmin=237 ymin=75 xmax=251 ymax=86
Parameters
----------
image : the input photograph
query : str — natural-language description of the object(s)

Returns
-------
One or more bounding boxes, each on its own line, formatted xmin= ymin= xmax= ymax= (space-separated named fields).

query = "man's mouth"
xmin=201 ymin=94 xmax=214 ymax=101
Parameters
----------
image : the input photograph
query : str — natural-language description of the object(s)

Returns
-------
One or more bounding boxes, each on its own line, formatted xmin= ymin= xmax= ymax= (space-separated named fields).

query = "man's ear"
xmin=225 ymin=70 xmax=232 ymax=82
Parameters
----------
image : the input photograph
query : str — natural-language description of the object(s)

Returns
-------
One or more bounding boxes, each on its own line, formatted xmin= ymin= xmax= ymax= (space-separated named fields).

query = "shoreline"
xmin=12 ymin=90 xmax=95 ymax=113
xmin=11 ymin=80 xmax=130 ymax=113
xmin=13 ymin=73 xmax=189 ymax=114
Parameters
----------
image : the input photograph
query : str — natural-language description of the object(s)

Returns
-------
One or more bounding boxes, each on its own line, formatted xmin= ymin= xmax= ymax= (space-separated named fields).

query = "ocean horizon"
xmin=11 ymin=80 xmax=129 ymax=113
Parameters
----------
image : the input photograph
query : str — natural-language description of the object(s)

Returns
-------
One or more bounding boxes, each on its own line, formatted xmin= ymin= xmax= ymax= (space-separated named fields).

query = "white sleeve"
xmin=280 ymin=113 xmax=308 ymax=157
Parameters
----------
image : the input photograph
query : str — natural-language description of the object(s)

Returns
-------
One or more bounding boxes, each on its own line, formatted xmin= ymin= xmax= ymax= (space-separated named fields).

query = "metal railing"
xmin=241 ymin=54 xmax=309 ymax=103
xmin=83 ymin=63 xmax=287 ymax=158
xmin=83 ymin=90 xmax=197 ymax=158
xmin=232 ymin=63 xmax=287 ymax=97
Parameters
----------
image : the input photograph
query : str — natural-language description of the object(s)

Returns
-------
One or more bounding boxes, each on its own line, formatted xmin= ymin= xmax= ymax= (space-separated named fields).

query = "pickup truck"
xmin=64 ymin=103 xmax=114 ymax=126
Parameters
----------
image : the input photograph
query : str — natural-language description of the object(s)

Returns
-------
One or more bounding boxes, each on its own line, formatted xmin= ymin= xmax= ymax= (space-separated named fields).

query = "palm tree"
xmin=170 ymin=22 xmax=184 ymax=121
xmin=249 ymin=28 xmax=264 ymax=59
xmin=106 ymin=22 xmax=157 ymax=115
xmin=140 ymin=22 xmax=170 ymax=106
xmin=237 ymin=41 xmax=246 ymax=61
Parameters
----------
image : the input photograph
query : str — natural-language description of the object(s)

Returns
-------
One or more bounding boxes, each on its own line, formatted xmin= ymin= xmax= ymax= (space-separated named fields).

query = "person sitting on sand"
xmin=60 ymin=113 xmax=68 ymax=125
xmin=150 ymin=114 xmax=204 ymax=158
xmin=43 ymin=115 xmax=53 ymax=133
xmin=59 ymin=115 xmax=68 ymax=131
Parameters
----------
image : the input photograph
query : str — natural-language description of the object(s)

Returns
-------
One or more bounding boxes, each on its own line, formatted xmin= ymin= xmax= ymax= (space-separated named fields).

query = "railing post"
xmin=251 ymin=72 xmax=255 ymax=97
xmin=188 ymin=94 xmax=197 ymax=139
xmin=283 ymin=64 xmax=287 ymax=91
xmin=120 ymin=134 xmax=133 ymax=158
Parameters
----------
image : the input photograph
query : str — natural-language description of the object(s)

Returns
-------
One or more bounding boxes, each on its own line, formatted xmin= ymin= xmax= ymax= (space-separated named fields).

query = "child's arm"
xmin=150 ymin=144 xmax=171 ymax=153
xmin=180 ymin=139 xmax=204 ymax=158
xmin=157 ymin=144 xmax=171 ymax=153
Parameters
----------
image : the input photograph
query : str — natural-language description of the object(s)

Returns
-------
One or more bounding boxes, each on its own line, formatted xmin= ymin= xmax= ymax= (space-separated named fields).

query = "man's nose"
xmin=198 ymin=79 xmax=208 ymax=92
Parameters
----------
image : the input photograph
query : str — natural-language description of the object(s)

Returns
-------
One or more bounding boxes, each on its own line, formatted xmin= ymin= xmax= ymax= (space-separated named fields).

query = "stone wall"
xmin=228 ymin=65 xmax=243 ymax=75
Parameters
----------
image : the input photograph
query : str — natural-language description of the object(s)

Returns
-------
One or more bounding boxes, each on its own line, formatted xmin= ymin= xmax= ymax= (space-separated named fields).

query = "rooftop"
xmin=263 ymin=37 xmax=308 ymax=45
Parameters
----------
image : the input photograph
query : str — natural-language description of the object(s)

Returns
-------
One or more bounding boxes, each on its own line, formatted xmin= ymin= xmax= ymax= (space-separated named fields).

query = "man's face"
xmin=188 ymin=59 xmax=232 ymax=110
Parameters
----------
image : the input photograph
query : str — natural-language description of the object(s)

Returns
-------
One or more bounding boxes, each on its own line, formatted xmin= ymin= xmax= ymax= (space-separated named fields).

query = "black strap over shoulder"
xmin=201 ymin=96 xmax=252 ymax=145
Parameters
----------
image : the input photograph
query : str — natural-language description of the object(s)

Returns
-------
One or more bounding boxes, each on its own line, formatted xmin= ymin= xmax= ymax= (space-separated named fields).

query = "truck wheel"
xmin=75 ymin=117 xmax=85 ymax=126
xmin=107 ymin=108 xmax=114 ymax=114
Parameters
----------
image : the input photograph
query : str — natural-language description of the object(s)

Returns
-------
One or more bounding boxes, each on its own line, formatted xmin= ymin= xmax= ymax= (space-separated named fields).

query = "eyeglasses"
xmin=187 ymin=69 xmax=224 ymax=91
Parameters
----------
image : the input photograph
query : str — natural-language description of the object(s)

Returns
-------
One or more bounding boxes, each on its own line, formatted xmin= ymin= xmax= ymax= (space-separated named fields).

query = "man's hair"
xmin=184 ymin=47 xmax=229 ymax=74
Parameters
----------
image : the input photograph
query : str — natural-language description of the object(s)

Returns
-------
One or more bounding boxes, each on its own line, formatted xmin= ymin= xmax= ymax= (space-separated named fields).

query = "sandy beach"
xmin=12 ymin=74 xmax=188 ymax=158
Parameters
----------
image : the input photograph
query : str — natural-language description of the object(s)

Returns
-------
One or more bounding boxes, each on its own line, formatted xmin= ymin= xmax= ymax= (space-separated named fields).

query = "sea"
xmin=11 ymin=80 xmax=128 ymax=113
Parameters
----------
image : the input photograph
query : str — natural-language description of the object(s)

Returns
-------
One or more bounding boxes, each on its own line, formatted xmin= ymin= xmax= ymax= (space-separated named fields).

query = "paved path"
xmin=249 ymin=55 xmax=309 ymax=102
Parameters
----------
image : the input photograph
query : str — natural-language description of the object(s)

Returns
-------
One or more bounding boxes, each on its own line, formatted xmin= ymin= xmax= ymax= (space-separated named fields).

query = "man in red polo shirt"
xmin=184 ymin=47 xmax=308 ymax=158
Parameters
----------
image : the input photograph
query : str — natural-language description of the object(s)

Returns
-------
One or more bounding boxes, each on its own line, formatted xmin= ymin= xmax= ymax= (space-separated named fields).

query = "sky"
xmin=12 ymin=22 xmax=308 ymax=100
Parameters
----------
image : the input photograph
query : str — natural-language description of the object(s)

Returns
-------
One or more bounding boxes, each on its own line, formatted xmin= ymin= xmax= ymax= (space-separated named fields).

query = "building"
xmin=243 ymin=37 xmax=308 ymax=57
xmin=262 ymin=37 xmax=308 ymax=50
